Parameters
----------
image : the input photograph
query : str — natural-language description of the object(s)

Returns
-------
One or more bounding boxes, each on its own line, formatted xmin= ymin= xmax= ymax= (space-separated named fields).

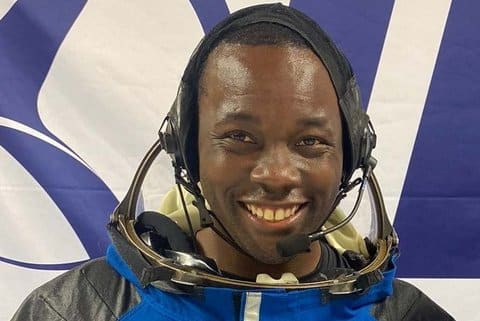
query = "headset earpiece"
xmin=358 ymin=120 xmax=376 ymax=170
xmin=159 ymin=118 xmax=186 ymax=171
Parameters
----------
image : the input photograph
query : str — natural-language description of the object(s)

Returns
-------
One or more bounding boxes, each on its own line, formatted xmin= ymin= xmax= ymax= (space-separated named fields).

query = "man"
xmin=12 ymin=4 xmax=454 ymax=321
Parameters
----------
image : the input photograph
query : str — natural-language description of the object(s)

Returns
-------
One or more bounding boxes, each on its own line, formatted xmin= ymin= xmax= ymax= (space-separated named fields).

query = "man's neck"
xmin=196 ymin=227 xmax=321 ymax=280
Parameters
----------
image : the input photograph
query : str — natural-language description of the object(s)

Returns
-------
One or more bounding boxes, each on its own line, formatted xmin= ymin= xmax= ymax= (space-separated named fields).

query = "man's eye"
xmin=297 ymin=137 xmax=322 ymax=146
xmin=227 ymin=131 xmax=255 ymax=143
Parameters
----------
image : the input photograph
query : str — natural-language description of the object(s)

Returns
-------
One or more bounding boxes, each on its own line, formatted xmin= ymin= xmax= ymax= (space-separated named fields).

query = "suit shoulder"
xmin=370 ymin=279 xmax=455 ymax=321
xmin=10 ymin=258 xmax=140 ymax=321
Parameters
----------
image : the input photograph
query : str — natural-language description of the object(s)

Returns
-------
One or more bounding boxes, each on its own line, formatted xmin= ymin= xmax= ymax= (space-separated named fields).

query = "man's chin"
xmin=237 ymin=236 xmax=296 ymax=265
xmin=258 ymin=255 xmax=291 ymax=265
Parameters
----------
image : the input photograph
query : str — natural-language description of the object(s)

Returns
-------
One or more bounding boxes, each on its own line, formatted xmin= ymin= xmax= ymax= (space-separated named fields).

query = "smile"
xmin=243 ymin=203 xmax=304 ymax=222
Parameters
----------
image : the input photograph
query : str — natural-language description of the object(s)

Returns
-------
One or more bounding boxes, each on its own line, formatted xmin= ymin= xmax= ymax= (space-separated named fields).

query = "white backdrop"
xmin=1 ymin=1 xmax=479 ymax=320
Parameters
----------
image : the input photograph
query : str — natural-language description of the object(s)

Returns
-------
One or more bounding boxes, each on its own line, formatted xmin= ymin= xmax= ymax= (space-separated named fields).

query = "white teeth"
xmin=285 ymin=208 xmax=292 ymax=218
xmin=264 ymin=209 xmax=274 ymax=221
xmin=274 ymin=209 xmax=285 ymax=220
xmin=256 ymin=208 xmax=264 ymax=218
xmin=245 ymin=204 xmax=301 ymax=222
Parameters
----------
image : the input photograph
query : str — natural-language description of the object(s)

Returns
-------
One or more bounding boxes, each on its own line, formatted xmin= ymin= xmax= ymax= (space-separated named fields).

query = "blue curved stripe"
xmin=0 ymin=0 xmax=119 ymax=268
xmin=189 ymin=0 xmax=229 ymax=33
xmin=0 ymin=256 xmax=88 ymax=271
xmin=0 ymin=126 xmax=117 ymax=259
xmin=0 ymin=0 xmax=86 ymax=143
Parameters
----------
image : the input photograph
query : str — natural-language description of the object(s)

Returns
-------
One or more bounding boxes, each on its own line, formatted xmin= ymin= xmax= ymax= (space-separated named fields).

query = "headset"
xmin=109 ymin=3 xmax=398 ymax=295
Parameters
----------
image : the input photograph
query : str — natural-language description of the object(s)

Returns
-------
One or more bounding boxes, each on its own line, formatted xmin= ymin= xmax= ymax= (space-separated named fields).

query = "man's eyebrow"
xmin=216 ymin=112 xmax=260 ymax=124
xmin=296 ymin=116 xmax=330 ymax=128
xmin=215 ymin=113 xmax=331 ymax=128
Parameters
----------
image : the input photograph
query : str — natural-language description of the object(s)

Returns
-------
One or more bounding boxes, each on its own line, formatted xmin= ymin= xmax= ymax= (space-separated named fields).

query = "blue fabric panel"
xmin=257 ymin=261 xmax=395 ymax=320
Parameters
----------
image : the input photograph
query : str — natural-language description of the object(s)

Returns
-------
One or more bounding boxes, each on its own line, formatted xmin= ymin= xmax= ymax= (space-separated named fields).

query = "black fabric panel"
xmin=11 ymin=295 xmax=67 ymax=321
xmin=370 ymin=279 xmax=455 ymax=321
xmin=10 ymin=258 xmax=140 ymax=321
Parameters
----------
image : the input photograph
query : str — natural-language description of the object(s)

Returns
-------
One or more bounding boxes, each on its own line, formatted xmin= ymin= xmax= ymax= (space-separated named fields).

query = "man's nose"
xmin=250 ymin=146 xmax=301 ymax=193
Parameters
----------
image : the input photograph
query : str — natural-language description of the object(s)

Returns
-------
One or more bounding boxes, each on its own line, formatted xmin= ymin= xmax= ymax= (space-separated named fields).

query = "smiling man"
xmin=196 ymin=34 xmax=344 ymax=279
xmin=12 ymin=4 xmax=454 ymax=321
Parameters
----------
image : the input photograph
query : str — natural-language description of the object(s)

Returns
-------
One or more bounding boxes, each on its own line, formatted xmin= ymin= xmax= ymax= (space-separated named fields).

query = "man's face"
xmin=198 ymin=43 xmax=343 ymax=264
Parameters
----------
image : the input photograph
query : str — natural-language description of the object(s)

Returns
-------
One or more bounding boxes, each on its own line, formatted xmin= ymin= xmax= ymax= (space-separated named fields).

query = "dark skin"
xmin=196 ymin=43 xmax=343 ymax=280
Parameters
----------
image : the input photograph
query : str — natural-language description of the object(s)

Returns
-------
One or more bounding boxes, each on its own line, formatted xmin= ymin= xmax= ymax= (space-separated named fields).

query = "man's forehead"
xmin=198 ymin=43 xmax=341 ymax=134
xmin=200 ymin=44 xmax=336 ymax=97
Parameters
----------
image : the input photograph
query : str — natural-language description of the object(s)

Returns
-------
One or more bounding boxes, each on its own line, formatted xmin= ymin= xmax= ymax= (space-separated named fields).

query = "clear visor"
xmin=132 ymin=143 xmax=380 ymax=265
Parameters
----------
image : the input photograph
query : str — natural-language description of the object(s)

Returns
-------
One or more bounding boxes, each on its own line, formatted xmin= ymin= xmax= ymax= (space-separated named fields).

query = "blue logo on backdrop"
xmin=1 ymin=1 xmax=478 ymax=277
xmin=0 ymin=0 xmax=117 ymax=270
xmin=394 ymin=1 xmax=480 ymax=278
